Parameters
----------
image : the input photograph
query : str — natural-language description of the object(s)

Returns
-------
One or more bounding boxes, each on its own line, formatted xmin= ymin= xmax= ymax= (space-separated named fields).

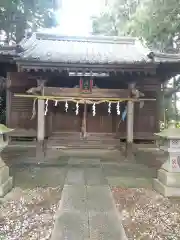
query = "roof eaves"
xmin=154 ymin=52 xmax=180 ymax=62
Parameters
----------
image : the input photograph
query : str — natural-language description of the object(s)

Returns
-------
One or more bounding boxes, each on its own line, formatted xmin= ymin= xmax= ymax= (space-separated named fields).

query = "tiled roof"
xmin=16 ymin=32 xmax=153 ymax=64
xmin=1 ymin=32 xmax=180 ymax=66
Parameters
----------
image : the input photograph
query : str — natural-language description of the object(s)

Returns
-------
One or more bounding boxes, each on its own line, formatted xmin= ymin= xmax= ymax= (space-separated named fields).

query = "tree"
xmin=92 ymin=13 xmax=119 ymax=36
xmin=92 ymin=0 xmax=180 ymax=53
xmin=92 ymin=0 xmax=141 ymax=36
xmin=126 ymin=0 xmax=180 ymax=52
xmin=0 ymin=0 xmax=58 ymax=44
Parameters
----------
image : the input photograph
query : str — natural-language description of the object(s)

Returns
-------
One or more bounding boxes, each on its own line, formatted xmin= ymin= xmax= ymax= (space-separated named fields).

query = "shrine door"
xmin=87 ymin=103 xmax=113 ymax=133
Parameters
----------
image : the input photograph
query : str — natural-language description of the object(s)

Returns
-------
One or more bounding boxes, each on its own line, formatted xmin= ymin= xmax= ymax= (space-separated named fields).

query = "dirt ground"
xmin=0 ymin=187 xmax=62 ymax=240
xmin=0 ymin=165 xmax=66 ymax=240
xmin=112 ymin=187 xmax=180 ymax=240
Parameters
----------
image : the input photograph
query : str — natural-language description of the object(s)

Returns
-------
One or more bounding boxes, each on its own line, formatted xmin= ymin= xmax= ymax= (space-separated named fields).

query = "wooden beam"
xmin=26 ymin=87 xmax=130 ymax=99
xmin=17 ymin=61 xmax=157 ymax=74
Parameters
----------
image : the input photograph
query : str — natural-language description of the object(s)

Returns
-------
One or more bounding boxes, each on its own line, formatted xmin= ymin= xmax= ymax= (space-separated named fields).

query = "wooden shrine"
xmin=1 ymin=32 xmax=180 ymax=151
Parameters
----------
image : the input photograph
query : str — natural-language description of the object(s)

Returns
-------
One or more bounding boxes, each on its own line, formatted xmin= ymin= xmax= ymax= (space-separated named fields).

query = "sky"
xmin=56 ymin=0 xmax=105 ymax=35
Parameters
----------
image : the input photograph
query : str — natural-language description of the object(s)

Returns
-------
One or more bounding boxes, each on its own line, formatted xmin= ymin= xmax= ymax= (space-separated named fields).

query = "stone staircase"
xmin=47 ymin=132 xmax=120 ymax=150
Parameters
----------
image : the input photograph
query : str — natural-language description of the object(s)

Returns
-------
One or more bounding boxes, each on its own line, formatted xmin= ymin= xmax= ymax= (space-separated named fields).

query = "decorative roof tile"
xmin=0 ymin=45 xmax=17 ymax=56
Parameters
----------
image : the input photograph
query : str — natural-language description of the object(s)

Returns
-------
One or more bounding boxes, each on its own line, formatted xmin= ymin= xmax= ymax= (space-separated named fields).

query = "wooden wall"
xmin=6 ymin=72 xmax=37 ymax=137
xmin=134 ymin=78 xmax=160 ymax=140
xmin=7 ymin=72 xmax=161 ymax=140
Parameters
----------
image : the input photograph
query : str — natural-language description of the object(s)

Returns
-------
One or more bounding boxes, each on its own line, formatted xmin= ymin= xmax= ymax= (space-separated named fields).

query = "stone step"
xmin=48 ymin=139 xmax=119 ymax=144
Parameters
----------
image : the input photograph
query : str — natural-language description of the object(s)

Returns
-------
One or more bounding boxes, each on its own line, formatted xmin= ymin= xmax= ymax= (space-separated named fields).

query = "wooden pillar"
xmin=37 ymin=99 xmax=45 ymax=141
xmin=81 ymin=101 xmax=87 ymax=139
xmin=6 ymin=73 xmax=11 ymax=127
xmin=126 ymin=83 xmax=135 ymax=158
xmin=36 ymin=79 xmax=46 ymax=158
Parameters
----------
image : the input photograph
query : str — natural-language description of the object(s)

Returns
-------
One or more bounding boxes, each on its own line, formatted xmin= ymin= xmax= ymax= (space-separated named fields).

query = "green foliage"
xmin=92 ymin=0 xmax=141 ymax=36
xmin=126 ymin=0 xmax=180 ymax=51
xmin=92 ymin=0 xmax=180 ymax=52
xmin=0 ymin=0 xmax=58 ymax=44
xmin=92 ymin=13 xmax=119 ymax=36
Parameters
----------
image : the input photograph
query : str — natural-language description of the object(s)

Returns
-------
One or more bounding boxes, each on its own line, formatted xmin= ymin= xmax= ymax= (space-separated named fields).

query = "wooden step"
xmin=49 ymin=133 xmax=119 ymax=141
xmin=48 ymin=139 xmax=120 ymax=144
xmin=47 ymin=141 xmax=120 ymax=149
xmin=47 ymin=144 xmax=118 ymax=150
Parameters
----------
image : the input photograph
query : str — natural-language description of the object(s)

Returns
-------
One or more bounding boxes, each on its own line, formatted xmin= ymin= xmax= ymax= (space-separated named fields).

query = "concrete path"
xmin=51 ymin=158 xmax=127 ymax=240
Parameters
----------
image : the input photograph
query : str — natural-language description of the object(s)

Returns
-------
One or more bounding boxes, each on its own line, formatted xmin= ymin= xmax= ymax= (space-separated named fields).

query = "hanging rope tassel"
xmin=45 ymin=99 xmax=48 ymax=116
xmin=116 ymin=102 xmax=120 ymax=115
xmin=54 ymin=100 xmax=58 ymax=106
xmin=108 ymin=102 xmax=111 ymax=114
xmin=65 ymin=101 xmax=68 ymax=112
xmin=92 ymin=103 xmax=95 ymax=116
xmin=30 ymin=98 xmax=37 ymax=120
xmin=75 ymin=102 xmax=79 ymax=115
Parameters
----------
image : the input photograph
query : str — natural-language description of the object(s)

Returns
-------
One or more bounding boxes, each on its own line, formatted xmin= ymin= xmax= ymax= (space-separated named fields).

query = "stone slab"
xmin=89 ymin=211 xmax=127 ymax=240
xmin=51 ymin=211 xmax=89 ymax=240
xmin=154 ymin=178 xmax=180 ymax=197
xmin=59 ymin=185 xmax=87 ymax=213
xmin=0 ymin=177 xmax=13 ymax=197
xmin=65 ymin=169 xmax=85 ymax=185
xmin=85 ymin=168 xmax=108 ymax=186
xmin=68 ymin=157 xmax=101 ymax=166
xmin=158 ymin=169 xmax=180 ymax=187
xmin=87 ymin=186 xmax=115 ymax=212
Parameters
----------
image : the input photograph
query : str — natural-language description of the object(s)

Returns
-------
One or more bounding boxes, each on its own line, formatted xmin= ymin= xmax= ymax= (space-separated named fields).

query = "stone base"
xmin=125 ymin=142 xmax=134 ymax=160
xmin=158 ymin=169 xmax=180 ymax=187
xmin=153 ymin=178 xmax=180 ymax=197
xmin=0 ymin=177 xmax=13 ymax=197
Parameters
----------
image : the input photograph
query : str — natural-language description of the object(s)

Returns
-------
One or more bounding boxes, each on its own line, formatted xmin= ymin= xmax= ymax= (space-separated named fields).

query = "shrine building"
xmin=1 ymin=31 xmax=180 ymax=152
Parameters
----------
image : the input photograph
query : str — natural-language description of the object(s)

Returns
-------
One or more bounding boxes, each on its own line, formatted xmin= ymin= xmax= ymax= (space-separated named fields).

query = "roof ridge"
xmin=35 ymin=32 xmax=136 ymax=44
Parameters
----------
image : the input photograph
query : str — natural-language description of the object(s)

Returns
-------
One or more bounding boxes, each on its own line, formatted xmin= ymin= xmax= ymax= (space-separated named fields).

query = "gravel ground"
xmin=112 ymin=188 xmax=180 ymax=240
xmin=0 ymin=187 xmax=62 ymax=240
